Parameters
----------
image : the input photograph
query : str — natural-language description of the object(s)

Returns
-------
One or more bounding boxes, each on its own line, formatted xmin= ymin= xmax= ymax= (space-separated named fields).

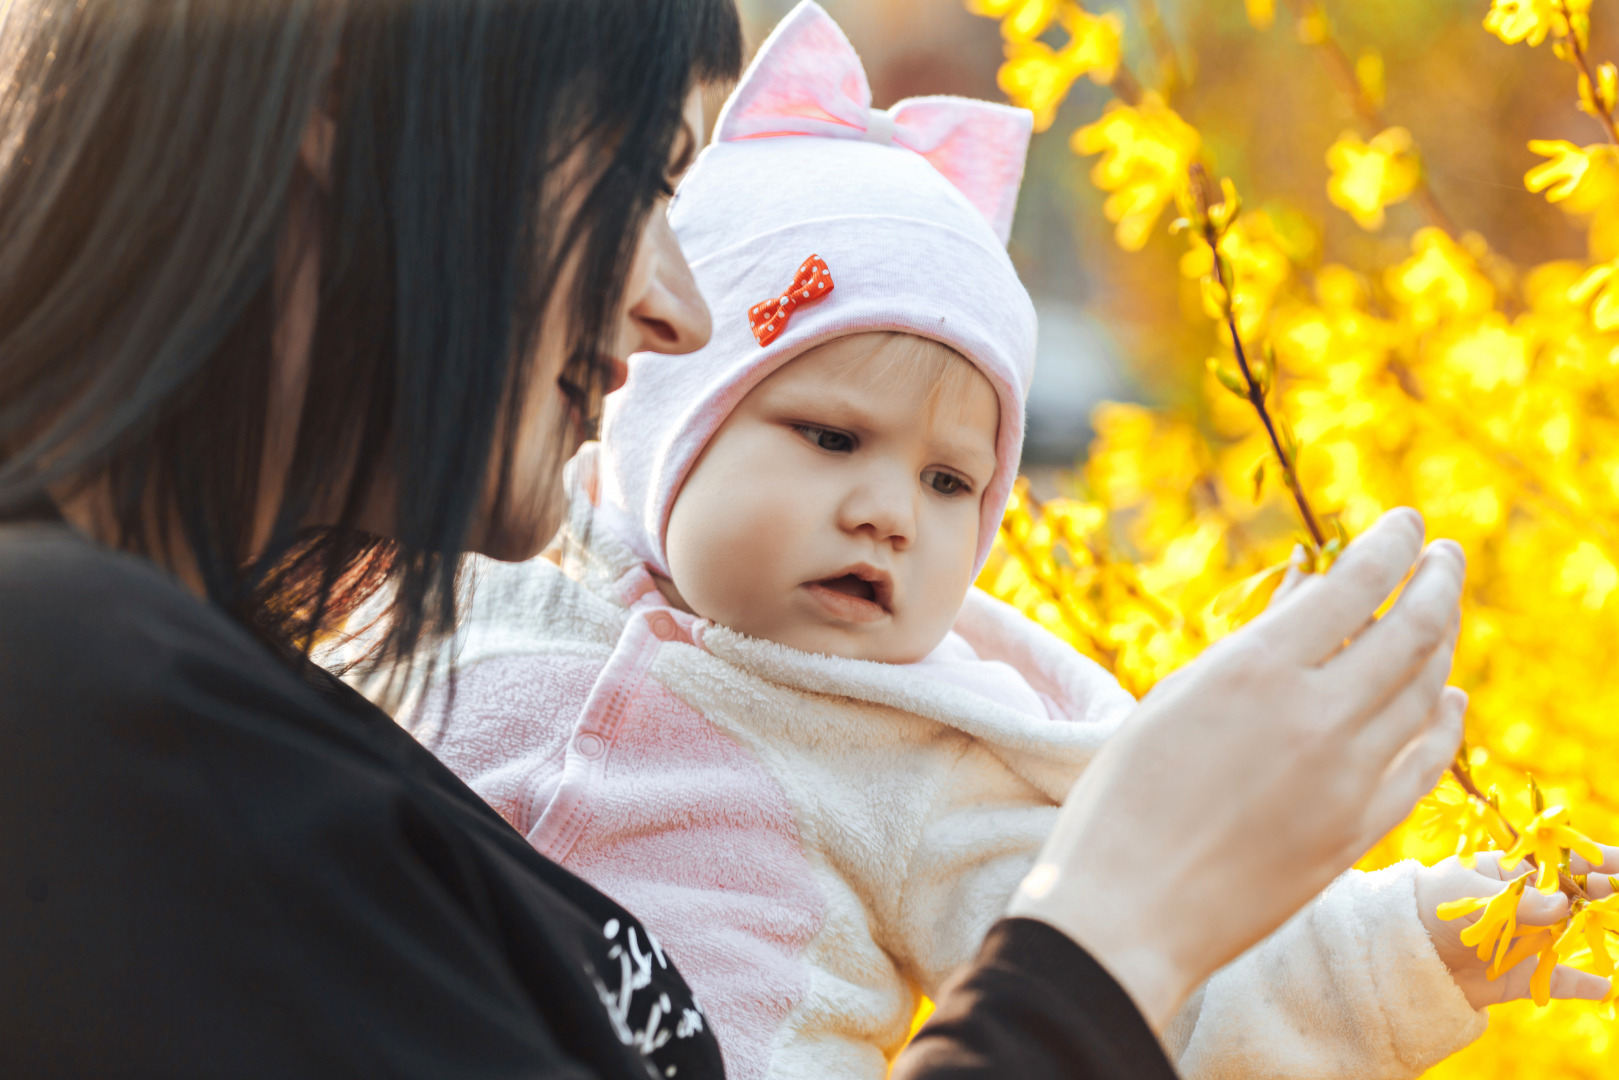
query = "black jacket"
xmin=0 ymin=521 xmax=1176 ymax=1079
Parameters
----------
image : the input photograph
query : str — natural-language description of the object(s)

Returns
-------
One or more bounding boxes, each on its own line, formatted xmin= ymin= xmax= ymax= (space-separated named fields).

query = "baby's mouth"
xmin=805 ymin=566 xmax=893 ymax=623
xmin=819 ymin=574 xmax=877 ymax=602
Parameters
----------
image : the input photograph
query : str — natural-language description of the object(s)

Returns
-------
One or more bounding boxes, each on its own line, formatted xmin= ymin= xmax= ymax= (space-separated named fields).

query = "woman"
xmin=0 ymin=1 xmax=1466 ymax=1076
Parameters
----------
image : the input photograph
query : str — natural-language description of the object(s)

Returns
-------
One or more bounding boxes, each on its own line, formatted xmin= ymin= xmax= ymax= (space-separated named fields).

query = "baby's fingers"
xmin=1547 ymin=967 xmax=1612 ymax=1003
xmin=1514 ymin=882 xmax=1572 ymax=927
xmin=1492 ymin=960 xmax=1609 ymax=1005
xmin=1569 ymin=843 xmax=1619 ymax=877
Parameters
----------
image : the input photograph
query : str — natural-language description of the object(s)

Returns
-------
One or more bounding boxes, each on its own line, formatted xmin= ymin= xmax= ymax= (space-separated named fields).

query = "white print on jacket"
xmin=587 ymin=915 xmax=707 ymax=1075
xmin=406 ymin=443 xmax=1488 ymax=1080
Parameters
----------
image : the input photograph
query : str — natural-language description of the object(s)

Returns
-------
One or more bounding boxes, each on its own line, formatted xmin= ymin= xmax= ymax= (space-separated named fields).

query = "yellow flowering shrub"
xmin=966 ymin=0 xmax=1619 ymax=1073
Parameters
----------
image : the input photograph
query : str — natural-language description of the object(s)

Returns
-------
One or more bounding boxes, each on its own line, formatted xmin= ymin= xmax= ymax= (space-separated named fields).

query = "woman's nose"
xmin=623 ymin=211 xmax=711 ymax=356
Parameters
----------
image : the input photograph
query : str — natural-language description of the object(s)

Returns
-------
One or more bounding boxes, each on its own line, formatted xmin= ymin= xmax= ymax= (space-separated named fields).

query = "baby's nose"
xmin=838 ymin=479 xmax=917 ymax=547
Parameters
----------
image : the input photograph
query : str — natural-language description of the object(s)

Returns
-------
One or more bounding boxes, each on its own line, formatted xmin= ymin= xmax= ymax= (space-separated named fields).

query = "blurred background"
xmin=732 ymin=0 xmax=1611 ymax=467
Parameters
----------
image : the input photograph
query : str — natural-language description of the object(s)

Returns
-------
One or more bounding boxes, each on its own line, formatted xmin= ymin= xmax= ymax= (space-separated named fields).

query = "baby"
xmin=410 ymin=5 xmax=1528 ymax=1078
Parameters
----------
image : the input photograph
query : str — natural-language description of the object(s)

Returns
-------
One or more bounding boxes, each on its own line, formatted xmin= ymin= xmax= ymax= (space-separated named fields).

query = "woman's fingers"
xmin=1257 ymin=508 xmax=1426 ymax=665
xmin=1266 ymin=545 xmax=1311 ymax=607
xmin=1322 ymin=541 xmax=1465 ymax=709
xmin=1360 ymin=687 xmax=1466 ymax=841
xmin=1342 ymin=633 xmax=1459 ymax=777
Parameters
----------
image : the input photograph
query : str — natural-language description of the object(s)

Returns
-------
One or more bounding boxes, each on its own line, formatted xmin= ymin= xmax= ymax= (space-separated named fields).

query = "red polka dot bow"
xmin=748 ymin=254 xmax=834 ymax=347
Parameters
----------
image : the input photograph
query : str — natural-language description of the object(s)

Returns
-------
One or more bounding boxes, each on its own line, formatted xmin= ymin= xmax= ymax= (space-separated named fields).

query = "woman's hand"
xmin=1007 ymin=508 xmax=1467 ymax=1030
xmin=1417 ymin=849 xmax=1619 ymax=1008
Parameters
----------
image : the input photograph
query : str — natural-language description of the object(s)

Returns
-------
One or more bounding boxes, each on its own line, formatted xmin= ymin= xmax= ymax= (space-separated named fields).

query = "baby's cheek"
xmin=904 ymin=506 xmax=983 ymax=647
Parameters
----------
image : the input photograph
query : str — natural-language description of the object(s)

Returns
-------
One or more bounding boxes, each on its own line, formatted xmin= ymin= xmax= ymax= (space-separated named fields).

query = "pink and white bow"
xmin=714 ymin=1 xmax=1033 ymax=246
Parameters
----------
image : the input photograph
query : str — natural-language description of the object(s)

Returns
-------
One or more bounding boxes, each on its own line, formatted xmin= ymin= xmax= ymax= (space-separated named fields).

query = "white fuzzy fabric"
xmin=1169 ymin=861 xmax=1486 ymax=1078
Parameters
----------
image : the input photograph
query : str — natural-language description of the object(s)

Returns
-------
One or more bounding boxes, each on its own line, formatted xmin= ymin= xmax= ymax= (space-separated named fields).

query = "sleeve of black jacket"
xmin=893 ymin=918 xmax=1181 ymax=1080
xmin=0 ymin=525 xmax=719 ymax=1080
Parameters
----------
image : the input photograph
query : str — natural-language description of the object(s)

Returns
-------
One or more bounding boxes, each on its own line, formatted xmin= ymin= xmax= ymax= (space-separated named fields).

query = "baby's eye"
xmin=795 ymin=425 xmax=856 ymax=453
xmin=924 ymin=470 xmax=972 ymax=497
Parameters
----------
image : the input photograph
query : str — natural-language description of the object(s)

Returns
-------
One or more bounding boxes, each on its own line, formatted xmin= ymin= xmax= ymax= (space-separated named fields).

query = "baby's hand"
xmin=1416 ymin=849 xmax=1619 ymax=1009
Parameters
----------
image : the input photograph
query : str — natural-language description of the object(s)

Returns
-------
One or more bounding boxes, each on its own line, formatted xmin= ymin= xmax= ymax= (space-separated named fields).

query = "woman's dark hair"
xmin=0 ymin=0 xmax=742 ymax=685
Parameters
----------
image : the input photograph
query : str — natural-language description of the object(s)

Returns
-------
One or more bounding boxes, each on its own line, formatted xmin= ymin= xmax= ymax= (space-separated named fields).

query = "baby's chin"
xmin=744 ymin=619 xmax=950 ymax=665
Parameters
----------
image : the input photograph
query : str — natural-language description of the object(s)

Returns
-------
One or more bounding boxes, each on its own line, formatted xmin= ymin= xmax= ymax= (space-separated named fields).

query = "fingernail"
xmin=1389 ymin=507 xmax=1424 ymax=534
xmin=1428 ymin=539 xmax=1466 ymax=568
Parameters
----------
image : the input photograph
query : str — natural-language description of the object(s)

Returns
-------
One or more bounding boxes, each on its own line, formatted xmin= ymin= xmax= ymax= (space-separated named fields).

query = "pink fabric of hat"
xmin=598 ymin=0 xmax=1037 ymax=579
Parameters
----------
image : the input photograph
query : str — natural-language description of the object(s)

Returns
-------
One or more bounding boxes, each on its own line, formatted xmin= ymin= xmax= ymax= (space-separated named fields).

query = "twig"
xmin=1189 ymin=164 xmax=1328 ymax=550
xmin=1108 ymin=63 xmax=1144 ymax=107
xmin=1448 ymin=756 xmax=1590 ymax=901
xmin=1131 ymin=0 xmax=1185 ymax=99
xmin=1557 ymin=0 xmax=1619 ymax=147
xmin=999 ymin=488 xmax=1122 ymax=670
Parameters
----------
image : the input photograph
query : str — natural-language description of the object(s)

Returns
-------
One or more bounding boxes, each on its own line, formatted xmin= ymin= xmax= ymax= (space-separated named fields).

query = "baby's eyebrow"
xmin=931 ymin=436 xmax=998 ymax=480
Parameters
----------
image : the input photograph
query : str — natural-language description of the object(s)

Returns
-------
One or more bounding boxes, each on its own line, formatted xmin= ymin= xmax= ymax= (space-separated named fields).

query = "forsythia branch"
xmin=1557 ymin=0 xmax=1619 ymax=146
xmin=1188 ymin=164 xmax=1329 ymax=552
xmin=1449 ymin=753 xmax=1591 ymax=901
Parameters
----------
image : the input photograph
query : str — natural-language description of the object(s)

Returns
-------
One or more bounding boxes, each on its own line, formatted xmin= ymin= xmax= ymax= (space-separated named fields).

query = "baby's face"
xmin=662 ymin=333 xmax=1000 ymax=663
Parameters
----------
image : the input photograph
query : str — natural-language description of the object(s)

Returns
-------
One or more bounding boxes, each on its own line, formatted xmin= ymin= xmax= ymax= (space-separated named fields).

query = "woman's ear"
xmin=298 ymin=106 xmax=336 ymax=190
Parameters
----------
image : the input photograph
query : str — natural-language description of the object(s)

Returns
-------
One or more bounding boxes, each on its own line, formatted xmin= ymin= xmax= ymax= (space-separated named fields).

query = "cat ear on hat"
xmin=881 ymin=97 xmax=1032 ymax=247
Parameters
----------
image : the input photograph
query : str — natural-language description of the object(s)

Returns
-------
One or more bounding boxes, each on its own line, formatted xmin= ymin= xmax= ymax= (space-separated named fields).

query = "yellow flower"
xmin=999 ymin=8 xmax=1122 ymax=130
xmin=1557 ymin=540 xmax=1619 ymax=610
xmin=1531 ymin=931 xmax=1563 ymax=1006
xmin=1072 ymin=94 xmax=1201 ymax=251
xmin=1245 ymin=0 xmax=1275 ymax=30
xmin=1432 ymin=315 xmax=1530 ymax=393
xmin=1438 ymin=870 xmax=1534 ymax=973
xmin=1356 ymin=50 xmax=1387 ymax=109
xmin=967 ymin=0 xmax=1061 ymax=41
xmin=1580 ymin=61 xmax=1619 ymax=119
xmin=1525 ymin=140 xmax=1618 ymax=204
xmin=1385 ymin=228 xmax=1496 ymax=328
xmin=1415 ymin=777 xmax=1517 ymax=863
xmin=1561 ymin=893 xmax=1619 ymax=976
xmin=1570 ymin=257 xmax=1619 ymax=330
xmin=1483 ymin=0 xmax=1592 ymax=47
xmin=1492 ymin=925 xmax=1560 ymax=980
xmin=1325 ymin=128 xmax=1422 ymax=231
xmin=1499 ymin=805 xmax=1605 ymax=891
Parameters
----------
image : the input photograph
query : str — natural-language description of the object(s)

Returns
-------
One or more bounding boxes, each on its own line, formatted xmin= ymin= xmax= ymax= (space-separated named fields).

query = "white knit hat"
xmin=599 ymin=0 xmax=1037 ymax=578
